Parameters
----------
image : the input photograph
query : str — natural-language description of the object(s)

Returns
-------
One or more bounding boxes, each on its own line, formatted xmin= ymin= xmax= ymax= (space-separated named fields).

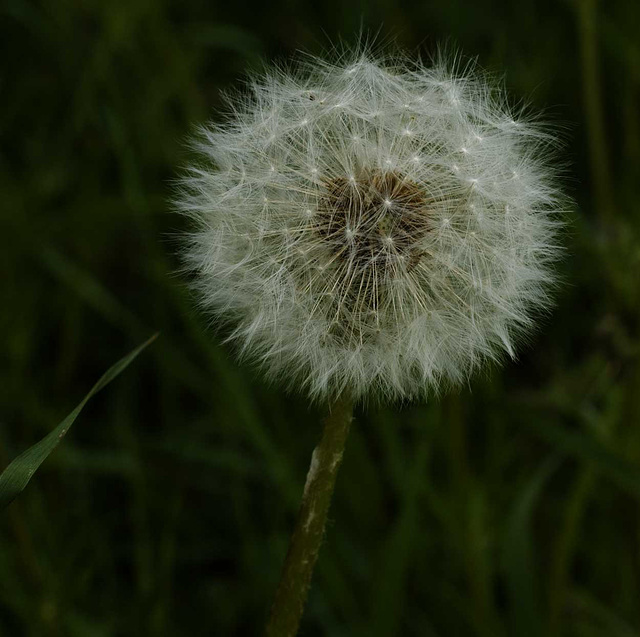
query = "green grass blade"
xmin=0 ymin=333 xmax=159 ymax=511
xmin=521 ymin=419 xmax=640 ymax=500
xmin=502 ymin=455 xmax=562 ymax=637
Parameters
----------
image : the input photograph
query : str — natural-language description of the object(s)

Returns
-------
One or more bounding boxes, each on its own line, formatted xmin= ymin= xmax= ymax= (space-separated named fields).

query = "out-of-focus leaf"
xmin=570 ymin=588 xmax=639 ymax=637
xmin=502 ymin=455 xmax=561 ymax=637
xmin=521 ymin=419 xmax=640 ymax=500
xmin=0 ymin=333 xmax=158 ymax=510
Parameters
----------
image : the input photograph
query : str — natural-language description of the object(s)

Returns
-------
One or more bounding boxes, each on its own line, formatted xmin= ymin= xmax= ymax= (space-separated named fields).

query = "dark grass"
xmin=1 ymin=0 xmax=640 ymax=635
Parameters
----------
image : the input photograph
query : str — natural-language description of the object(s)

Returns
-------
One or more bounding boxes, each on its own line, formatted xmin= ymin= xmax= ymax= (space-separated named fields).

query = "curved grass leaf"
xmin=0 ymin=333 xmax=158 ymax=511
xmin=502 ymin=455 xmax=562 ymax=637
xmin=521 ymin=419 xmax=640 ymax=500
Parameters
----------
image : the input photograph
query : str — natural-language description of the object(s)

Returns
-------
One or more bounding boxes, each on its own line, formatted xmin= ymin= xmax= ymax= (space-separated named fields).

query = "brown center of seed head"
xmin=311 ymin=170 xmax=431 ymax=340
xmin=317 ymin=170 xmax=430 ymax=276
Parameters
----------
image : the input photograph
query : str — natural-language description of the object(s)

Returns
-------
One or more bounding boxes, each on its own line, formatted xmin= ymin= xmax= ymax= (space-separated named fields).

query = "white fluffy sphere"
xmin=176 ymin=48 xmax=564 ymax=402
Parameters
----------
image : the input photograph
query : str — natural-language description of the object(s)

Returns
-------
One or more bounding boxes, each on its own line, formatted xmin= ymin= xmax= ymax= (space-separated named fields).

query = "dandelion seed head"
xmin=175 ymin=45 xmax=566 ymax=402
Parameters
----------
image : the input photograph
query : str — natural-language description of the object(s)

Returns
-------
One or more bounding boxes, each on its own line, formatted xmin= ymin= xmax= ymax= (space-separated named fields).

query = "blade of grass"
xmin=577 ymin=0 xmax=614 ymax=221
xmin=570 ymin=587 xmax=639 ymax=637
xmin=0 ymin=333 xmax=158 ymax=510
xmin=519 ymin=419 xmax=640 ymax=501
xmin=502 ymin=454 xmax=562 ymax=637
xmin=547 ymin=466 xmax=597 ymax=636
xmin=369 ymin=416 xmax=430 ymax=637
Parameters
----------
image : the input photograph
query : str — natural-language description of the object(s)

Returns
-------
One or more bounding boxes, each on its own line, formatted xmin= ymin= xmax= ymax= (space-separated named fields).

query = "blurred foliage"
xmin=1 ymin=0 xmax=640 ymax=635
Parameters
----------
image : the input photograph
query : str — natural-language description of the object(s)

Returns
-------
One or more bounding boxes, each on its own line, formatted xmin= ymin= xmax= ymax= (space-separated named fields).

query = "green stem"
xmin=266 ymin=395 xmax=354 ymax=637
xmin=547 ymin=467 xmax=595 ymax=635
xmin=577 ymin=0 xmax=614 ymax=221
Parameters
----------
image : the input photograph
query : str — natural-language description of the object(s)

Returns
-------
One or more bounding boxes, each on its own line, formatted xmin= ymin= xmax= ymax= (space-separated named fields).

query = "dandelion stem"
xmin=266 ymin=395 xmax=354 ymax=637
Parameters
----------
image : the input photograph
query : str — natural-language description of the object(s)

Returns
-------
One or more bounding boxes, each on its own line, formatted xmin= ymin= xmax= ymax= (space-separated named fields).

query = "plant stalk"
xmin=266 ymin=394 xmax=354 ymax=637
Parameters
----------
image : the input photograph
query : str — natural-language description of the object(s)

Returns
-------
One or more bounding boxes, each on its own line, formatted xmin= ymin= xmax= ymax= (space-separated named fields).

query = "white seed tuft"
xmin=175 ymin=45 xmax=566 ymax=403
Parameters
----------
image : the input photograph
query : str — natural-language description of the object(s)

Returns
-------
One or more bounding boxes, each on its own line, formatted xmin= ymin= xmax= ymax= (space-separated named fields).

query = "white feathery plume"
xmin=175 ymin=46 xmax=565 ymax=402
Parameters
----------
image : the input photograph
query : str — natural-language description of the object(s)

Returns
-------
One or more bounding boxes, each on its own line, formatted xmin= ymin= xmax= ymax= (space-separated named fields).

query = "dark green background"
xmin=2 ymin=0 xmax=639 ymax=635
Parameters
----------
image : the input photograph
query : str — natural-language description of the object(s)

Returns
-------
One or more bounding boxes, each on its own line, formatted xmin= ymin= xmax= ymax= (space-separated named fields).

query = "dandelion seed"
xmin=176 ymin=45 xmax=566 ymax=403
